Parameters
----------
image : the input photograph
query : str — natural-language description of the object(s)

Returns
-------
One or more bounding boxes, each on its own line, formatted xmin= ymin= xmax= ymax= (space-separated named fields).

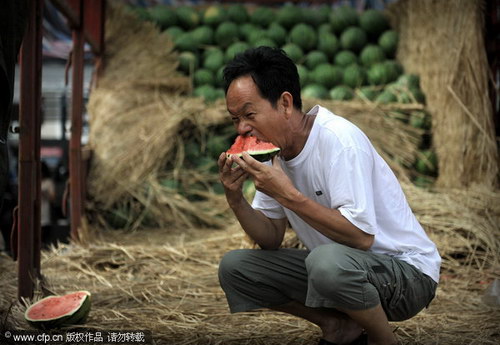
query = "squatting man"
xmin=216 ymin=47 xmax=440 ymax=345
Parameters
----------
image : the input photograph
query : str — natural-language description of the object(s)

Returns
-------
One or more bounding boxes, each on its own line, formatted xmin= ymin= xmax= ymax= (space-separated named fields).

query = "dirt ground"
xmin=1 ymin=225 xmax=499 ymax=345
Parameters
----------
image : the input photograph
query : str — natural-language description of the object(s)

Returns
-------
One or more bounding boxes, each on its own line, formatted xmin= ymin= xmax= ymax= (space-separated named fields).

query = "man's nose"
xmin=237 ymin=120 xmax=252 ymax=136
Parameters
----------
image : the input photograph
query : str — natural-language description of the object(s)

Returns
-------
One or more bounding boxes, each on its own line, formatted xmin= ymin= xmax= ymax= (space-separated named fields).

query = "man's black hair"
xmin=223 ymin=46 xmax=302 ymax=111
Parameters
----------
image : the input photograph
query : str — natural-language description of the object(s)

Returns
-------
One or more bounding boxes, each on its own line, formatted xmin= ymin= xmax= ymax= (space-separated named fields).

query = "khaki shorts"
xmin=218 ymin=242 xmax=437 ymax=321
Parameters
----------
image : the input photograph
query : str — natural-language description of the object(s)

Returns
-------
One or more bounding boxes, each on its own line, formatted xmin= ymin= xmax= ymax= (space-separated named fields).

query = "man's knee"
xmin=306 ymin=242 xmax=360 ymax=279
xmin=305 ymin=243 xmax=376 ymax=307
xmin=218 ymin=249 xmax=253 ymax=285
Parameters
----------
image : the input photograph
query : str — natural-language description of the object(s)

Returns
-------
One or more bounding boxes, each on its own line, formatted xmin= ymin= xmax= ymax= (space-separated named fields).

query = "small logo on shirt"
xmin=315 ymin=191 xmax=323 ymax=196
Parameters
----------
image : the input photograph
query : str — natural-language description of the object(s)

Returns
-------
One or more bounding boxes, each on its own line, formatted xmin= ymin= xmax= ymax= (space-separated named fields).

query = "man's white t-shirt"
xmin=252 ymin=105 xmax=441 ymax=283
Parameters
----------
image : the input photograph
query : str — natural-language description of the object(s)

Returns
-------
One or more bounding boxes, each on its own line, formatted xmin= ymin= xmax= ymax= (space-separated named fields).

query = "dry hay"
xmin=86 ymin=92 xmax=231 ymax=229
xmin=86 ymin=2 xmax=190 ymax=208
xmin=96 ymin=2 xmax=186 ymax=91
xmin=400 ymin=182 xmax=500 ymax=272
xmin=1 ymin=192 xmax=499 ymax=345
xmin=2 ymin=177 xmax=500 ymax=344
xmin=85 ymin=3 xmax=231 ymax=229
xmin=387 ymin=0 xmax=499 ymax=188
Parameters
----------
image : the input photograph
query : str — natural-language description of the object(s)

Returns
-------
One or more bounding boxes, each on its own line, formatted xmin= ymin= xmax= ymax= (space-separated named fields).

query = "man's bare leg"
xmin=272 ymin=301 xmax=398 ymax=345
xmin=339 ymin=304 xmax=398 ymax=345
xmin=272 ymin=301 xmax=362 ymax=344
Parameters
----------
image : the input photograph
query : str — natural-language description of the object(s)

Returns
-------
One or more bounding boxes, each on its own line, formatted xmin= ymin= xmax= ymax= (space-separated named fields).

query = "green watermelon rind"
xmin=25 ymin=291 xmax=91 ymax=330
xmin=62 ymin=295 xmax=91 ymax=325
xmin=227 ymin=148 xmax=280 ymax=163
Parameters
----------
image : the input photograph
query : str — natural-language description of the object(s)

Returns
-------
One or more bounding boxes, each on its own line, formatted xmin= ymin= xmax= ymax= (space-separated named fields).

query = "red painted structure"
xmin=18 ymin=0 xmax=43 ymax=301
xmin=17 ymin=0 xmax=105 ymax=301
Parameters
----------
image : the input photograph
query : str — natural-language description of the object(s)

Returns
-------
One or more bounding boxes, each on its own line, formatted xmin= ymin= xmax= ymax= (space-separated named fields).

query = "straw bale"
xmin=84 ymin=4 xmax=206 ymax=226
xmin=86 ymin=1 xmax=193 ymax=207
xmin=387 ymin=0 xmax=499 ymax=188
xmin=87 ymin=93 xmax=221 ymax=208
xmin=97 ymin=2 xmax=182 ymax=89
xmin=84 ymin=3 xmax=241 ymax=230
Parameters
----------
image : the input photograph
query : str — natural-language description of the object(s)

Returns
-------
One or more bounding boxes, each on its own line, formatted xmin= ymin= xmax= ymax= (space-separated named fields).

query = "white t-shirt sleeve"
xmin=251 ymin=190 xmax=287 ymax=219
xmin=328 ymin=147 xmax=378 ymax=235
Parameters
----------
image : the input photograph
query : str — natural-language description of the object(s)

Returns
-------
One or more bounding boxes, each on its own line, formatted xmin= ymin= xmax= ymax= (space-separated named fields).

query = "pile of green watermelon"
xmin=387 ymin=108 xmax=438 ymax=187
xmin=129 ymin=3 xmax=426 ymax=104
xmin=409 ymin=110 xmax=438 ymax=187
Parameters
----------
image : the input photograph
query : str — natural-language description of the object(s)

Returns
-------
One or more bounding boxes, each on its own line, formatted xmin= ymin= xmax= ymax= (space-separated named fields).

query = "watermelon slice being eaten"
xmin=24 ymin=291 xmax=91 ymax=329
xmin=227 ymin=135 xmax=280 ymax=162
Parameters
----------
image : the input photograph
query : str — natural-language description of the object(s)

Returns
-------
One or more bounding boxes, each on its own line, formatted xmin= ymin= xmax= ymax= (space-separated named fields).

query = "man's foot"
xmin=319 ymin=316 xmax=363 ymax=344
xmin=318 ymin=332 xmax=367 ymax=345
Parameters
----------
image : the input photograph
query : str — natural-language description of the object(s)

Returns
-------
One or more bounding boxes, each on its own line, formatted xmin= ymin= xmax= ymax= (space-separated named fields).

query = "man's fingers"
xmin=231 ymin=155 xmax=246 ymax=169
xmin=236 ymin=152 xmax=261 ymax=172
xmin=233 ymin=171 xmax=249 ymax=185
xmin=218 ymin=152 xmax=228 ymax=171
xmin=220 ymin=153 xmax=236 ymax=173
xmin=222 ymin=167 xmax=248 ymax=191
xmin=229 ymin=165 xmax=246 ymax=180
xmin=219 ymin=154 xmax=246 ymax=181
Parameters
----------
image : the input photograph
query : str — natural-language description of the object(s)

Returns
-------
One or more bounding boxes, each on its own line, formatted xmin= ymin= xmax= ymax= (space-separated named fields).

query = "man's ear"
xmin=280 ymin=91 xmax=294 ymax=119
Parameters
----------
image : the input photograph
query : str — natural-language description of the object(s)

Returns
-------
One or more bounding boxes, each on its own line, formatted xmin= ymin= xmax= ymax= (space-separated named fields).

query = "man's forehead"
xmin=227 ymin=101 xmax=253 ymax=116
xmin=228 ymin=75 xmax=256 ymax=92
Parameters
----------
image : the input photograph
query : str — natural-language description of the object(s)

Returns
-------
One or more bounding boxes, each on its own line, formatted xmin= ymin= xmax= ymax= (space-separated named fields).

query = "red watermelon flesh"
xmin=227 ymin=135 xmax=280 ymax=162
xmin=25 ymin=291 xmax=91 ymax=329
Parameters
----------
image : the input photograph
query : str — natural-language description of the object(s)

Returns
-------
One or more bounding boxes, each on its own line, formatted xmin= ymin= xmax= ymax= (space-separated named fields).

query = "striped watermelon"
xmin=227 ymin=135 xmax=280 ymax=162
xmin=25 ymin=291 xmax=91 ymax=329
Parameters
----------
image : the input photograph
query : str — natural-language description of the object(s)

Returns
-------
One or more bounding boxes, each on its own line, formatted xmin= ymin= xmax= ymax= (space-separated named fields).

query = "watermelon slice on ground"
xmin=25 ymin=291 xmax=91 ymax=329
xmin=227 ymin=135 xmax=280 ymax=162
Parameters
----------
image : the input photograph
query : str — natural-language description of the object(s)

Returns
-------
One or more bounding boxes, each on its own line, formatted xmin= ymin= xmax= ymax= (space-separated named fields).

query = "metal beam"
xmin=18 ymin=0 xmax=43 ymax=301
xmin=33 ymin=0 xmax=44 ymax=279
xmin=50 ymin=0 xmax=80 ymax=28
xmin=50 ymin=0 xmax=105 ymax=55
xmin=84 ymin=0 xmax=106 ymax=55
xmin=69 ymin=0 xmax=84 ymax=241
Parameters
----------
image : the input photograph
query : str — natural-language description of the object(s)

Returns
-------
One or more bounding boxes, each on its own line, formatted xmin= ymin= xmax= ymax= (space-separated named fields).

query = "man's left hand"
xmin=232 ymin=152 xmax=298 ymax=202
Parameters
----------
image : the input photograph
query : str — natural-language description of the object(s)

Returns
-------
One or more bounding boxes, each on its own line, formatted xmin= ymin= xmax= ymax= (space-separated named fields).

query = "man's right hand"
xmin=218 ymin=152 xmax=287 ymax=250
xmin=218 ymin=152 xmax=249 ymax=208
